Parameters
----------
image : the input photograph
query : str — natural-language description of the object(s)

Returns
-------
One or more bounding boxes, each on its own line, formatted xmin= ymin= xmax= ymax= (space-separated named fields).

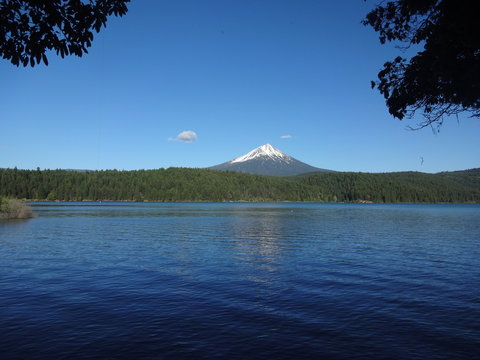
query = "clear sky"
xmin=1 ymin=0 xmax=479 ymax=173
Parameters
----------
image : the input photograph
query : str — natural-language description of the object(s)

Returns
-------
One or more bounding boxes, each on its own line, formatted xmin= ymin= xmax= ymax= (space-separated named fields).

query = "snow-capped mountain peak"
xmin=208 ymin=143 xmax=330 ymax=176
xmin=231 ymin=144 xmax=290 ymax=164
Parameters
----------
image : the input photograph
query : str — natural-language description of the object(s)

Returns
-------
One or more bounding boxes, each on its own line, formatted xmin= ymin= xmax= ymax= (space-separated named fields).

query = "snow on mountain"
xmin=209 ymin=144 xmax=331 ymax=176
xmin=230 ymin=144 xmax=292 ymax=164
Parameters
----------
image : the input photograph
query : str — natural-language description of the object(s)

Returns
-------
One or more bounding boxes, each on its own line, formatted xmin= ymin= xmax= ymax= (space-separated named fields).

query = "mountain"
xmin=209 ymin=144 xmax=330 ymax=176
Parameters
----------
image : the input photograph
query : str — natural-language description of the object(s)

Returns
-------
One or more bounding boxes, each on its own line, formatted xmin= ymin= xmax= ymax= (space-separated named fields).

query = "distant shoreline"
xmin=2 ymin=167 xmax=479 ymax=204
xmin=25 ymin=199 xmax=480 ymax=205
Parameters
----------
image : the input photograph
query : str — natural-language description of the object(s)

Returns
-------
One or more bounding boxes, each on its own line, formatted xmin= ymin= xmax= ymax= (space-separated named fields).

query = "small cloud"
xmin=280 ymin=135 xmax=292 ymax=139
xmin=169 ymin=130 xmax=198 ymax=143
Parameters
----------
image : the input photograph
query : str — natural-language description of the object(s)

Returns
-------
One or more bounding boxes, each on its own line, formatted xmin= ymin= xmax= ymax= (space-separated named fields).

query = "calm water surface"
xmin=1 ymin=202 xmax=479 ymax=359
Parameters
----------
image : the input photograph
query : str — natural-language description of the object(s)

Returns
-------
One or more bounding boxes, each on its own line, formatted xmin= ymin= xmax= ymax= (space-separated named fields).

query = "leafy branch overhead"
xmin=363 ymin=0 xmax=479 ymax=129
xmin=0 ymin=0 xmax=129 ymax=67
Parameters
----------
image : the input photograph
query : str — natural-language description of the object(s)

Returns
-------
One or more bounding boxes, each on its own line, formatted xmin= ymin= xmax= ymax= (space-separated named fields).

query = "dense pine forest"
xmin=0 ymin=167 xmax=479 ymax=203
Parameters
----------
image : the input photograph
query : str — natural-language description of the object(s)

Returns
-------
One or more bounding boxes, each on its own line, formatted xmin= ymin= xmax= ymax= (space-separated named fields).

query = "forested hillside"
xmin=294 ymin=169 xmax=480 ymax=203
xmin=0 ymin=167 xmax=479 ymax=203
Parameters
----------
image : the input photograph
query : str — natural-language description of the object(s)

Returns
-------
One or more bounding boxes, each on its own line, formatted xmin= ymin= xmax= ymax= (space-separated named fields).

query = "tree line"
xmin=1 ymin=167 xmax=479 ymax=203
xmin=294 ymin=170 xmax=480 ymax=203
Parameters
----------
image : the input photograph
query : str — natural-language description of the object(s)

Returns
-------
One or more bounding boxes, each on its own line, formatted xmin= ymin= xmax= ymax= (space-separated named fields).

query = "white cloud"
xmin=169 ymin=130 xmax=198 ymax=143
xmin=280 ymin=135 xmax=292 ymax=139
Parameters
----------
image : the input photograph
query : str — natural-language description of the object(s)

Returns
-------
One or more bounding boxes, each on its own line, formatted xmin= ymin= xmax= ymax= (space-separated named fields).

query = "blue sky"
xmin=1 ymin=0 xmax=479 ymax=173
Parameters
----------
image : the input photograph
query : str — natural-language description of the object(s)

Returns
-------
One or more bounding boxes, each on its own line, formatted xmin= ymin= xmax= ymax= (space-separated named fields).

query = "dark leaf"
xmin=364 ymin=0 xmax=480 ymax=127
xmin=0 ymin=0 xmax=130 ymax=67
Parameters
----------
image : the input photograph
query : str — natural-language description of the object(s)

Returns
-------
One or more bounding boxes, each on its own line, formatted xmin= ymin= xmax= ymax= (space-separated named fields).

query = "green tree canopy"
xmin=0 ymin=0 xmax=129 ymax=67
xmin=363 ymin=0 xmax=479 ymax=129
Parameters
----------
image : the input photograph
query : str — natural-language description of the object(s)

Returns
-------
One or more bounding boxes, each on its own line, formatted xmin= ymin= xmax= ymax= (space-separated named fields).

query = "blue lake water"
xmin=1 ymin=202 xmax=479 ymax=359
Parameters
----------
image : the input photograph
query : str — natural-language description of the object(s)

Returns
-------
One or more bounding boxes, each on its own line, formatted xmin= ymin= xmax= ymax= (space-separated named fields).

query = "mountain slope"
xmin=209 ymin=144 xmax=330 ymax=176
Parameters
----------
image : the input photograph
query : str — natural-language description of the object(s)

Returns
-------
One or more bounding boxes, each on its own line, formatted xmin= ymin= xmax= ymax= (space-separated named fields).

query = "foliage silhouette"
xmin=363 ymin=0 xmax=480 ymax=129
xmin=0 ymin=0 xmax=129 ymax=67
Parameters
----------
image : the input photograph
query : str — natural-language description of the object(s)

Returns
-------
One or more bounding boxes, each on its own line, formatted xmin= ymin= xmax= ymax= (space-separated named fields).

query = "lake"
xmin=1 ymin=202 xmax=479 ymax=359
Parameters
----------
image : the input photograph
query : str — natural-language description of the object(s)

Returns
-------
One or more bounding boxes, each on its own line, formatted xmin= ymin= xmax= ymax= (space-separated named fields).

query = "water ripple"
xmin=0 ymin=203 xmax=479 ymax=359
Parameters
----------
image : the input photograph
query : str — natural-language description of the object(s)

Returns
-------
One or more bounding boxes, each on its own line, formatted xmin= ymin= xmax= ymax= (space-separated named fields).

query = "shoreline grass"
xmin=0 ymin=198 xmax=34 ymax=220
